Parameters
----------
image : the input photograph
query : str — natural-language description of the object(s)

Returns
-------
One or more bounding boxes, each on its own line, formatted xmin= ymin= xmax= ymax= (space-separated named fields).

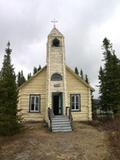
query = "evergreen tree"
xmin=38 ymin=65 xmax=41 ymax=71
xmin=0 ymin=42 xmax=21 ymax=136
xmin=17 ymin=70 xmax=26 ymax=87
xmin=80 ymin=69 xmax=84 ymax=79
xmin=85 ymin=74 xmax=89 ymax=83
xmin=17 ymin=72 xmax=21 ymax=86
xmin=98 ymin=66 xmax=106 ymax=111
xmin=27 ymin=73 xmax=31 ymax=80
xmin=33 ymin=67 xmax=37 ymax=75
xmin=98 ymin=38 xmax=120 ymax=114
xmin=75 ymin=67 xmax=79 ymax=75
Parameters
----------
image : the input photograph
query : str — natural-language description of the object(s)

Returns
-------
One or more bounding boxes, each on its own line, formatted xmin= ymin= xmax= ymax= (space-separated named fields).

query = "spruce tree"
xmin=33 ymin=67 xmax=37 ymax=75
xmin=17 ymin=71 xmax=21 ymax=87
xmin=75 ymin=67 xmax=79 ymax=75
xmin=98 ymin=66 xmax=106 ymax=111
xmin=80 ymin=69 xmax=84 ymax=79
xmin=0 ymin=42 xmax=21 ymax=136
xmin=85 ymin=74 xmax=89 ymax=83
xmin=98 ymin=38 xmax=120 ymax=115
xmin=27 ymin=73 xmax=31 ymax=80
xmin=17 ymin=70 xmax=26 ymax=87
xmin=38 ymin=65 xmax=41 ymax=71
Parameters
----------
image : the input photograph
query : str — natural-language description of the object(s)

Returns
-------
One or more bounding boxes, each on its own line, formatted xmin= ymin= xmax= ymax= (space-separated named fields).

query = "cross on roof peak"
xmin=51 ymin=18 xmax=58 ymax=28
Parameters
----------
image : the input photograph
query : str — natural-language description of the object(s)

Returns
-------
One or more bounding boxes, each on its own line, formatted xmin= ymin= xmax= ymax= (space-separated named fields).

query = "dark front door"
xmin=52 ymin=92 xmax=63 ymax=115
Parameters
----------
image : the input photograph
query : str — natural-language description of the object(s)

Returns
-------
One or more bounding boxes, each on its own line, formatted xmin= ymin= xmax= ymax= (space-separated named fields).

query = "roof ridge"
xmin=65 ymin=65 xmax=94 ymax=91
xmin=18 ymin=64 xmax=94 ymax=91
xmin=18 ymin=65 xmax=47 ymax=90
xmin=48 ymin=27 xmax=63 ymax=36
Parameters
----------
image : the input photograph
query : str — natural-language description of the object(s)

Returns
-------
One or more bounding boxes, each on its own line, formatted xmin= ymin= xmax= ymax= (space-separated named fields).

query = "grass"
xmin=103 ymin=117 xmax=120 ymax=160
xmin=88 ymin=116 xmax=120 ymax=160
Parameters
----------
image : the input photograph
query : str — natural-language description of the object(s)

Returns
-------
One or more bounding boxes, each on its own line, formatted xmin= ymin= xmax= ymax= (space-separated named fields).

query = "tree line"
xmin=17 ymin=65 xmax=41 ymax=87
xmin=74 ymin=67 xmax=89 ymax=83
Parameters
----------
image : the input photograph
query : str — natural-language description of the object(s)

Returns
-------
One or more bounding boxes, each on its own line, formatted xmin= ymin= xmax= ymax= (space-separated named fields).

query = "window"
xmin=29 ymin=95 xmax=40 ymax=112
xmin=52 ymin=38 xmax=60 ymax=47
xmin=51 ymin=73 xmax=62 ymax=81
xmin=70 ymin=94 xmax=80 ymax=111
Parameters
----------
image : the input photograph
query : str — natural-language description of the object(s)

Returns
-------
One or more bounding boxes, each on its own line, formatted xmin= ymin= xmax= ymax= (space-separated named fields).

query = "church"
xmin=18 ymin=26 xmax=94 ymax=132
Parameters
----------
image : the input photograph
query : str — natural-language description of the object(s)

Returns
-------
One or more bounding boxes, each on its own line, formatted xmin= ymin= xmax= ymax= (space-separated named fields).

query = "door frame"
xmin=52 ymin=92 xmax=63 ymax=115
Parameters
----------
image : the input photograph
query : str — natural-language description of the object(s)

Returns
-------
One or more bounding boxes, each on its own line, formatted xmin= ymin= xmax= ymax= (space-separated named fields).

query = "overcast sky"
xmin=0 ymin=0 xmax=120 ymax=98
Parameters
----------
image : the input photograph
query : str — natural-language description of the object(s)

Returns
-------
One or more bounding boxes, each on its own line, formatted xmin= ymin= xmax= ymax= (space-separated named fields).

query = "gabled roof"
xmin=66 ymin=65 xmax=95 ymax=91
xmin=18 ymin=66 xmax=47 ymax=90
xmin=18 ymin=65 xmax=94 ymax=91
xmin=48 ymin=26 xmax=63 ymax=37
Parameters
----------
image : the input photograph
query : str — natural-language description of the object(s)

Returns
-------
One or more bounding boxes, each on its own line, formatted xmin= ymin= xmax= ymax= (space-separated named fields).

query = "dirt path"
xmin=0 ymin=122 xmax=110 ymax=160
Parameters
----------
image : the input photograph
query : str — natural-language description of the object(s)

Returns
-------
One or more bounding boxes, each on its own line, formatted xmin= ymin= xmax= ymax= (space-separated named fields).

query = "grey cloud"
xmin=0 ymin=0 xmax=120 ymax=98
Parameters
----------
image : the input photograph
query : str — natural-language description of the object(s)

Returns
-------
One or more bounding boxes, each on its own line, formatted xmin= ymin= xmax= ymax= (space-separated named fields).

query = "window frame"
xmin=52 ymin=38 xmax=60 ymax=47
xmin=29 ymin=94 xmax=40 ymax=113
xmin=51 ymin=73 xmax=62 ymax=81
xmin=70 ymin=94 xmax=81 ymax=112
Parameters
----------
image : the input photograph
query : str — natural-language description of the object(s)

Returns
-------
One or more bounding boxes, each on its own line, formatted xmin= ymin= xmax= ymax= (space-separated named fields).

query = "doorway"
xmin=52 ymin=92 xmax=63 ymax=115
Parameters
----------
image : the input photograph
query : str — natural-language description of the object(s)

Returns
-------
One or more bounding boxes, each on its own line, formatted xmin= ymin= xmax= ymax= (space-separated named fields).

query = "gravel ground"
xmin=0 ymin=122 xmax=111 ymax=160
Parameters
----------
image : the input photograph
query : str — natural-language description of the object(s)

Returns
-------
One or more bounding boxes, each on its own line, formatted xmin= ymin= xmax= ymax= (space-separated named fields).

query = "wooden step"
xmin=51 ymin=115 xmax=72 ymax=132
xmin=52 ymin=127 xmax=72 ymax=132
xmin=52 ymin=121 xmax=70 ymax=125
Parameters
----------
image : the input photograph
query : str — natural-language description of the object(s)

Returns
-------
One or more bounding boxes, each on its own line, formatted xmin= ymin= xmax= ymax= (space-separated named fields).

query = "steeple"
xmin=46 ymin=26 xmax=67 ymax=116
xmin=48 ymin=26 xmax=63 ymax=37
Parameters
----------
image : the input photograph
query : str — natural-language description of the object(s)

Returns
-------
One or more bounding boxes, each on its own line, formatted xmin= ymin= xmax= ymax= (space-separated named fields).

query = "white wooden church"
xmin=18 ymin=25 xmax=94 ymax=132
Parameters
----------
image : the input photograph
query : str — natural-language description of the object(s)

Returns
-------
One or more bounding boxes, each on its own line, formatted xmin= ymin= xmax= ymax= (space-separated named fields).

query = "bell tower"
xmin=46 ymin=26 xmax=67 ymax=117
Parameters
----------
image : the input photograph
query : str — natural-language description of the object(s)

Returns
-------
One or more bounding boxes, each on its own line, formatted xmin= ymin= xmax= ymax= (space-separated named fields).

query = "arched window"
xmin=52 ymin=38 xmax=60 ymax=47
xmin=51 ymin=73 xmax=62 ymax=81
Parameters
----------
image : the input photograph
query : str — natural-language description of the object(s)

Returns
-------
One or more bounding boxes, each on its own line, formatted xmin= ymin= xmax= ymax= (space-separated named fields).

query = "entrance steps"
xmin=51 ymin=115 xmax=72 ymax=132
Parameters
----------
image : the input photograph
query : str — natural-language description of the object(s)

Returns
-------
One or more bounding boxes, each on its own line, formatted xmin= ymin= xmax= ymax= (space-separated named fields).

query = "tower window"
xmin=51 ymin=73 xmax=62 ymax=81
xmin=52 ymin=38 xmax=60 ymax=47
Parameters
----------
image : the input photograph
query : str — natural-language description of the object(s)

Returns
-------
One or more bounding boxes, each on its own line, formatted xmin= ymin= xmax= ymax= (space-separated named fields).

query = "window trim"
xmin=29 ymin=94 xmax=41 ymax=113
xmin=70 ymin=94 xmax=81 ymax=112
xmin=51 ymin=73 xmax=62 ymax=81
xmin=52 ymin=38 xmax=60 ymax=47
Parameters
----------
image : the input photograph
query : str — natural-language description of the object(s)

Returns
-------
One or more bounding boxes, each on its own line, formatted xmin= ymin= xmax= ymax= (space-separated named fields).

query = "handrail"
xmin=66 ymin=106 xmax=73 ymax=129
xmin=48 ymin=107 xmax=54 ymax=131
